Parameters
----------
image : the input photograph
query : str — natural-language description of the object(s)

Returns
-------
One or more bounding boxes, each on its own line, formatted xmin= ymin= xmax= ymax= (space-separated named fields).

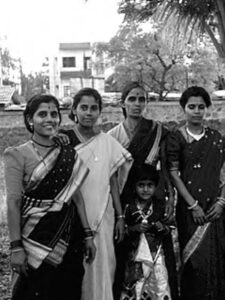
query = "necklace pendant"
xmin=94 ymin=156 xmax=98 ymax=162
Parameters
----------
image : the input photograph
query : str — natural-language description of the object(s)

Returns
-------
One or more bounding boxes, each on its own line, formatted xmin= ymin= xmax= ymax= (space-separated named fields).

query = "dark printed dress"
xmin=167 ymin=126 xmax=225 ymax=300
xmin=120 ymin=199 xmax=178 ymax=300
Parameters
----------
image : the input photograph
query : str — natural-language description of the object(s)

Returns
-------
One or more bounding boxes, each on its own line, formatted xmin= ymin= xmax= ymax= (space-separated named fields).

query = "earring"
xmin=74 ymin=114 xmax=78 ymax=123
xmin=29 ymin=123 xmax=34 ymax=131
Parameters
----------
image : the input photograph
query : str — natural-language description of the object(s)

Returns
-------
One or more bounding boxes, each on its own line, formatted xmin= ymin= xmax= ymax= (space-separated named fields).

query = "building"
xmin=49 ymin=42 xmax=105 ymax=99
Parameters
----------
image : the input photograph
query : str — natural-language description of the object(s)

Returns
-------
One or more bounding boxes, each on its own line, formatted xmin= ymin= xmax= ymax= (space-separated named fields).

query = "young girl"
xmin=120 ymin=163 xmax=178 ymax=300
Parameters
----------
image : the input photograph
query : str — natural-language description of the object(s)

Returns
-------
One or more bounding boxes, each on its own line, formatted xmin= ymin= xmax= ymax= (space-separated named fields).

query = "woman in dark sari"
xmin=4 ymin=94 xmax=96 ymax=300
xmin=108 ymin=81 xmax=176 ymax=299
xmin=167 ymin=86 xmax=225 ymax=300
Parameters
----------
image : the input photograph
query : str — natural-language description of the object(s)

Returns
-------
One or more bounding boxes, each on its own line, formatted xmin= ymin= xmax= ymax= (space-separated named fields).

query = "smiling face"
xmin=135 ymin=179 xmax=156 ymax=202
xmin=123 ymin=87 xmax=146 ymax=118
xmin=74 ymin=95 xmax=100 ymax=128
xmin=30 ymin=102 xmax=60 ymax=139
xmin=184 ymin=96 xmax=207 ymax=126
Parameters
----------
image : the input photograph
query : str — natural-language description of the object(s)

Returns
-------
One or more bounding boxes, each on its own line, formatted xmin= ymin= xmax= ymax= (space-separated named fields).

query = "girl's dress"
xmin=120 ymin=198 xmax=178 ymax=300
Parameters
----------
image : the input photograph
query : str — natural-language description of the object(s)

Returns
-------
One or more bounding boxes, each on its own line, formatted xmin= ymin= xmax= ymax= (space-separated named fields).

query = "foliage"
xmin=21 ymin=72 xmax=47 ymax=101
xmin=94 ymin=23 xmax=220 ymax=96
xmin=119 ymin=0 xmax=225 ymax=59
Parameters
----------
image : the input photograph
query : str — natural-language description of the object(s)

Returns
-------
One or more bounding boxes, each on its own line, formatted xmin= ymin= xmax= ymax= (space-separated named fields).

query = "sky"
xmin=0 ymin=0 xmax=123 ymax=73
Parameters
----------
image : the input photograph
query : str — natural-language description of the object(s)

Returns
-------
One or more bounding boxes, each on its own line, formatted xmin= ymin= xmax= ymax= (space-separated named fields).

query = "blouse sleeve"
xmin=4 ymin=147 xmax=25 ymax=202
xmin=166 ymin=131 xmax=182 ymax=171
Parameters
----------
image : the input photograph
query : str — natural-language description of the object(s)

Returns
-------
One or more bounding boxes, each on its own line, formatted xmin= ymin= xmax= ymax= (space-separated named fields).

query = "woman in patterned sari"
xmin=108 ymin=81 xmax=176 ymax=299
xmin=4 ymin=94 xmax=96 ymax=300
xmin=59 ymin=87 xmax=133 ymax=300
xmin=167 ymin=86 xmax=225 ymax=300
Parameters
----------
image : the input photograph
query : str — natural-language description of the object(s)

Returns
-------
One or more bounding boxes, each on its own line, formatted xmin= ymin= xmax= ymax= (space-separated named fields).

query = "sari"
xmin=64 ymin=129 xmax=133 ymax=300
xmin=109 ymin=117 xmax=173 ymax=205
xmin=4 ymin=142 xmax=88 ymax=300
xmin=167 ymin=126 xmax=225 ymax=300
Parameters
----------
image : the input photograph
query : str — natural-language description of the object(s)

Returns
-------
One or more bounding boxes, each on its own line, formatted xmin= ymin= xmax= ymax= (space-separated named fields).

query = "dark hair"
xmin=23 ymin=94 xmax=61 ymax=133
xmin=121 ymin=81 xmax=146 ymax=117
xmin=69 ymin=88 xmax=102 ymax=121
xmin=179 ymin=86 xmax=211 ymax=109
xmin=130 ymin=163 xmax=159 ymax=186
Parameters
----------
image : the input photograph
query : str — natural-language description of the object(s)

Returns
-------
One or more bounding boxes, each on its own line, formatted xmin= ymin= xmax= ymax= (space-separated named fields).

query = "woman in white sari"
xmin=60 ymin=88 xmax=133 ymax=300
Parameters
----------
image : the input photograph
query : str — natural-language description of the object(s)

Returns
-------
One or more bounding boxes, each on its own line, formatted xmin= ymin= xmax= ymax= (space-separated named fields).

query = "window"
xmin=84 ymin=57 xmax=91 ymax=70
xmin=62 ymin=57 xmax=76 ymax=68
xmin=63 ymin=86 xmax=71 ymax=97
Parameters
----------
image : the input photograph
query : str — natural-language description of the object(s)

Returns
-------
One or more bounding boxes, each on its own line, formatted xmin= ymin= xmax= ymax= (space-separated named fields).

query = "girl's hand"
xmin=11 ymin=248 xmax=28 ymax=276
xmin=129 ymin=223 xmax=149 ymax=233
xmin=52 ymin=133 xmax=70 ymax=146
xmin=153 ymin=221 xmax=164 ymax=232
xmin=114 ymin=219 xmax=125 ymax=243
xmin=191 ymin=205 xmax=206 ymax=225
xmin=84 ymin=238 xmax=96 ymax=264
xmin=206 ymin=202 xmax=224 ymax=222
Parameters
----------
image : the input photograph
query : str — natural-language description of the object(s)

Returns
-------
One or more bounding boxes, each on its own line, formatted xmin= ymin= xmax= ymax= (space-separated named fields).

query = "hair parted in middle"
xmin=129 ymin=162 xmax=159 ymax=187
xmin=69 ymin=87 xmax=102 ymax=121
xmin=23 ymin=94 xmax=61 ymax=133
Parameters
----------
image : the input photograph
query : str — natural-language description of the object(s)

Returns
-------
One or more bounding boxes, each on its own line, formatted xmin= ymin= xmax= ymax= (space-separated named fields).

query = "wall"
xmin=1 ymin=100 xmax=225 ymax=154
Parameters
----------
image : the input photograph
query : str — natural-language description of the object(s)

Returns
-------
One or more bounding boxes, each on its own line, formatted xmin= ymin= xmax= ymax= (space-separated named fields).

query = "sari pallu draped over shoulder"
xmin=120 ymin=118 xmax=168 ymax=205
xmin=167 ymin=127 xmax=225 ymax=300
xmin=20 ymin=145 xmax=88 ymax=270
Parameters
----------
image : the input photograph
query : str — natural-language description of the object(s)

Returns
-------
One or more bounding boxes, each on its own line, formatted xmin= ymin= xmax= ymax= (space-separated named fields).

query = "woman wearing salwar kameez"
xmin=167 ymin=86 xmax=225 ymax=300
xmin=62 ymin=88 xmax=132 ymax=300
xmin=108 ymin=81 xmax=176 ymax=299
xmin=4 ymin=94 xmax=96 ymax=300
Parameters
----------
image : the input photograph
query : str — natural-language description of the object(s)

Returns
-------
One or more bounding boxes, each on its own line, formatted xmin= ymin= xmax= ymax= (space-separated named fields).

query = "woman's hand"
xmin=191 ymin=205 xmax=206 ymax=225
xmin=114 ymin=219 xmax=125 ymax=243
xmin=206 ymin=202 xmax=224 ymax=222
xmin=52 ymin=133 xmax=70 ymax=146
xmin=164 ymin=200 xmax=174 ymax=222
xmin=11 ymin=248 xmax=28 ymax=276
xmin=84 ymin=238 xmax=96 ymax=264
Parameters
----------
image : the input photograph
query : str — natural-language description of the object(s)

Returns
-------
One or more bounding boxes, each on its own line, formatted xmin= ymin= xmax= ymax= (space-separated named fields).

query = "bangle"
xmin=217 ymin=197 xmax=225 ymax=205
xmin=217 ymin=197 xmax=225 ymax=208
xmin=10 ymin=240 xmax=23 ymax=250
xmin=117 ymin=214 xmax=125 ymax=219
xmin=83 ymin=228 xmax=94 ymax=239
xmin=11 ymin=247 xmax=24 ymax=253
xmin=84 ymin=236 xmax=94 ymax=240
xmin=187 ymin=200 xmax=199 ymax=210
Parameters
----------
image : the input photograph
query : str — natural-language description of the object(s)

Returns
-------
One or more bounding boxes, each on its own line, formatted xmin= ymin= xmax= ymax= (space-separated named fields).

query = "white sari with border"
xmin=75 ymin=132 xmax=132 ymax=300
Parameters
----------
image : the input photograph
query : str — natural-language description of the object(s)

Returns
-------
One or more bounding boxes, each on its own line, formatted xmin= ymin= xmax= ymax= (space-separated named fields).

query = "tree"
xmin=94 ymin=23 xmax=188 ymax=99
xmin=119 ymin=0 xmax=225 ymax=60
xmin=21 ymin=72 xmax=46 ymax=101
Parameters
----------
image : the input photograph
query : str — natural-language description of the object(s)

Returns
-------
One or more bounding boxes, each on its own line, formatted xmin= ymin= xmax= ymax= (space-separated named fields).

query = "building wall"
xmin=1 ymin=101 xmax=225 ymax=154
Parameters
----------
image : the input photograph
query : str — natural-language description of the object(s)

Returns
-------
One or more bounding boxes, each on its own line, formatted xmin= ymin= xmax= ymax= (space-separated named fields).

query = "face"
xmin=184 ymin=96 xmax=207 ymax=126
xmin=30 ymin=102 xmax=60 ymax=138
xmin=123 ymin=87 xmax=146 ymax=118
xmin=135 ymin=179 xmax=156 ymax=201
xmin=74 ymin=95 xmax=100 ymax=128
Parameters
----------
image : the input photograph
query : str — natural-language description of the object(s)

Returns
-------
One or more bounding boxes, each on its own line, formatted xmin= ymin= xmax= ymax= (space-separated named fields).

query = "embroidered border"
xmin=182 ymin=223 xmax=210 ymax=264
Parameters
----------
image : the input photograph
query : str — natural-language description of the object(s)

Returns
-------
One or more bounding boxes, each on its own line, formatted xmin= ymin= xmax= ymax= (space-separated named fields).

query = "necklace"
xmin=74 ymin=127 xmax=99 ymax=162
xmin=31 ymin=138 xmax=55 ymax=148
xmin=30 ymin=141 xmax=52 ymax=170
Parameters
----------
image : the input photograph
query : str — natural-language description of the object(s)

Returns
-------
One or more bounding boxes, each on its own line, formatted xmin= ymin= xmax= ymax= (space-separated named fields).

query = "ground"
xmin=0 ymin=223 xmax=11 ymax=300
